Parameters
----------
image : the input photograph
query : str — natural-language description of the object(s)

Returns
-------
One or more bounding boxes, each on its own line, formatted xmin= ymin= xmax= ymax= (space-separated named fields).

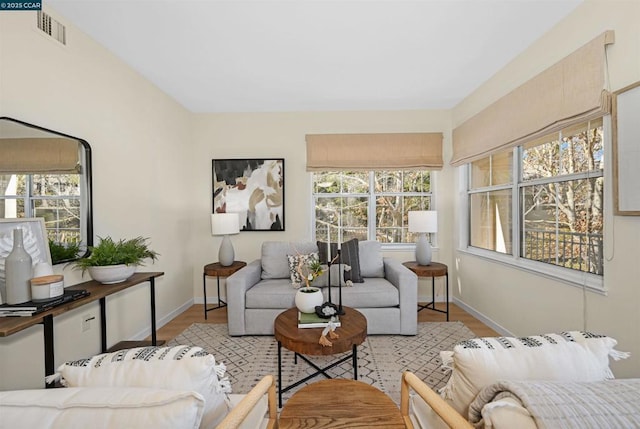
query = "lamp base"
xmin=415 ymin=233 xmax=432 ymax=265
xmin=218 ymin=235 xmax=235 ymax=266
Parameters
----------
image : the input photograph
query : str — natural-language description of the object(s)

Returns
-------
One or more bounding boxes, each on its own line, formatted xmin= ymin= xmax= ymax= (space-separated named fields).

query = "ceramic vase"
xmin=295 ymin=286 xmax=323 ymax=314
xmin=6 ymin=228 xmax=33 ymax=304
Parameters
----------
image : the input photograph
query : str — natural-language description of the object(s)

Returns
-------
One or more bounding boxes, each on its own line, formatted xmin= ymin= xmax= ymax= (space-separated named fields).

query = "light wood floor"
xmin=154 ymin=302 xmax=499 ymax=343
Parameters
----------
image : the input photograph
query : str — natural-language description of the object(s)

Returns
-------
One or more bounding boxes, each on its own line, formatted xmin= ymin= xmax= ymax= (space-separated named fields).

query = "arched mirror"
xmin=0 ymin=117 xmax=93 ymax=264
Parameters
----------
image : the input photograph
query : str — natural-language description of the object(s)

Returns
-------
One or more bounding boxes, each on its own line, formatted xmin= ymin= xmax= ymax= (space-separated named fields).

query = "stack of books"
xmin=298 ymin=311 xmax=341 ymax=329
xmin=0 ymin=289 xmax=90 ymax=317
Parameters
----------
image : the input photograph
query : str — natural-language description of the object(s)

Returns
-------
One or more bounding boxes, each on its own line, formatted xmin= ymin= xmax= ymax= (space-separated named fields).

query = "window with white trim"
xmin=1 ymin=173 xmax=81 ymax=245
xmin=313 ymin=170 xmax=433 ymax=245
xmin=467 ymin=118 xmax=604 ymax=276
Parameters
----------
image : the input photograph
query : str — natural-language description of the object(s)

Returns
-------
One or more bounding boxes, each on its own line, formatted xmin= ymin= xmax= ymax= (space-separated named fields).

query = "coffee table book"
xmin=297 ymin=311 xmax=341 ymax=329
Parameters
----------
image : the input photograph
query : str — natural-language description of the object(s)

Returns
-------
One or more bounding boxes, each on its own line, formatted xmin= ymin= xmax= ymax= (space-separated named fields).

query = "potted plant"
xmin=73 ymin=236 xmax=159 ymax=284
xmin=49 ymin=240 xmax=81 ymax=264
xmin=294 ymin=256 xmax=325 ymax=313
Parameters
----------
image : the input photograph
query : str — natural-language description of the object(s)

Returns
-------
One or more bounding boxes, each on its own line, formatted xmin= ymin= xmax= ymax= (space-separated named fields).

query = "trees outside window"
xmin=1 ymin=173 xmax=81 ymax=246
xmin=313 ymin=170 xmax=433 ymax=245
xmin=467 ymin=119 xmax=604 ymax=276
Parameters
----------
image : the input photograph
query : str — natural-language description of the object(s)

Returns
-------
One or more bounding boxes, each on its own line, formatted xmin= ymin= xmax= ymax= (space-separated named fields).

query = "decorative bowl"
xmin=87 ymin=264 xmax=136 ymax=284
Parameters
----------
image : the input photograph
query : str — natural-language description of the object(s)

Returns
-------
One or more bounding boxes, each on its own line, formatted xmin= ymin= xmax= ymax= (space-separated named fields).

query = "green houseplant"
xmin=294 ymin=255 xmax=325 ymax=313
xmin=49 ymin=240 xmax=81 ymax=264
xmin=73 ymin=236 xmax=159 ymax=284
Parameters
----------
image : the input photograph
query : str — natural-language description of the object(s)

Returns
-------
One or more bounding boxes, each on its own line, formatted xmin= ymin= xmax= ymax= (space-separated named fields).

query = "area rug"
xmin=167 ymin=322 xmax=475 ymax=404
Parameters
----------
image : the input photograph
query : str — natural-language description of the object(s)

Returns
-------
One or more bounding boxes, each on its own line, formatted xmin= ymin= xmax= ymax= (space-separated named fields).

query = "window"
xmin=467 ymin=119 xmax=604 ymax=277
xmin=313 ymin=170 xmax=433 ymax=245
xmin=1 ymin=173 xmax=82 ymax=245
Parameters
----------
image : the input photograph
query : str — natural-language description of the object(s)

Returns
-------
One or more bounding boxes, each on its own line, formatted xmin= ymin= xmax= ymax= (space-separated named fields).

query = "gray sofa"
xmin=226 ymin=241 xmax=418 ymax=336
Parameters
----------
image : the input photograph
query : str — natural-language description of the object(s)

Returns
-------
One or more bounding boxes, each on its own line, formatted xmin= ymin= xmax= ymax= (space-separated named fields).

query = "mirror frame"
xmin=0 ymin=116 xmax=94 ymax=263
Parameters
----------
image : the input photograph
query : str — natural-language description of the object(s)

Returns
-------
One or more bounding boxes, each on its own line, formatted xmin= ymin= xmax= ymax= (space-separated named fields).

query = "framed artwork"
xmin=612 ymin=81 xmax=640 ymax=215
xmin=0 ymin=218 xmax=52 ymax=300
xmin=212 ymin=158 xmax=285 ymax=231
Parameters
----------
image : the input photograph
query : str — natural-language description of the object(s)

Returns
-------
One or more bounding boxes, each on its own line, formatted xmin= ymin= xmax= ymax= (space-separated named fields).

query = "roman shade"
xmin=306 ymin=132 xmax=443 ymax=171
xmin=451 ymin=30 xmax=615 ymax=167
xmin=0 ymin=138 xmax=80 ymax=174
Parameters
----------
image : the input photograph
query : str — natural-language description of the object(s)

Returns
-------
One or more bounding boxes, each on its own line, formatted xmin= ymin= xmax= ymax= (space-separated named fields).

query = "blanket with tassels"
xmin=468 ymin=378 xmax=640 ymax=429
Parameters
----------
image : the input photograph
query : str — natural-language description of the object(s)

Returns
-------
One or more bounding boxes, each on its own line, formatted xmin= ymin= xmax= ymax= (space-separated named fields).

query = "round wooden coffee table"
xmin=279 ymin=379 xmax=405 ymax=428
xmin=274 ymin=306 xmax=367 ymax=407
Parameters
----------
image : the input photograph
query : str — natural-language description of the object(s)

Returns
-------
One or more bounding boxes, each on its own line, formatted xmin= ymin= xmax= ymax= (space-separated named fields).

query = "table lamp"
xmin=408 ymin=210 xmax=437 ymax=265
xmin=211 ymin=213 xmax=240 ymax=266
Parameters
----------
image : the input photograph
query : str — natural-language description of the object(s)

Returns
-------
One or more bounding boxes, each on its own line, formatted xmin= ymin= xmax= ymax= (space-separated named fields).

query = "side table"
xmin=403 ymin=261 xmax=449 ymax=321
xmin=203 ymin=261 xmax=246 ymax=319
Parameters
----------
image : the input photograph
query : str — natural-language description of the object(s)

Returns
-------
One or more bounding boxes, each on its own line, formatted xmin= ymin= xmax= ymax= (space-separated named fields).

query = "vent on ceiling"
xmin=37 ymin=11 xmax=66 ymax=45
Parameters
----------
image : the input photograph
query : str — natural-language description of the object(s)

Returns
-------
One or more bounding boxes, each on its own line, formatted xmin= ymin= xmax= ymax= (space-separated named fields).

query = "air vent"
xmin=37 ymin=11 xmax=66 ymax=45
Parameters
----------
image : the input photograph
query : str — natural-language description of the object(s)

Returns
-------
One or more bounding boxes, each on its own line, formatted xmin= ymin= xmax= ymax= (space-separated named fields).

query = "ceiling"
xmin=47 ymin=0 xmax=583 ymax=113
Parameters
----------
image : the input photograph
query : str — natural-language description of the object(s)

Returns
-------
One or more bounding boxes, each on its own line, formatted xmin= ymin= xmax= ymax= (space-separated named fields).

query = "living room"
xmin=0 ymin=0 xmax=638 ymax=402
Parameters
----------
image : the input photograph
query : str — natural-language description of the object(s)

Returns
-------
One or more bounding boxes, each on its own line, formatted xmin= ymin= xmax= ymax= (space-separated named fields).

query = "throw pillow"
xmin=317 ymin=238 xmax=363 ymax=283
xmin=439 ymin=331 xmax=630 ymax=417
xmin=286 ymin=252 xmax=319 ymax=286
xmin=358 ymin=240 xmax=385 ymax=277
xmin=49 ymin=345 xmax=231 ymax=429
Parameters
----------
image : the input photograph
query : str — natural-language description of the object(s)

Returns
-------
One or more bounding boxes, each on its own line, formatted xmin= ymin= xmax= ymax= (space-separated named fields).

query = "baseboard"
xmin=129 ymin=298 xmax=194 ymax=341
xmin=452 ymin=297 xmax=513 ymax=336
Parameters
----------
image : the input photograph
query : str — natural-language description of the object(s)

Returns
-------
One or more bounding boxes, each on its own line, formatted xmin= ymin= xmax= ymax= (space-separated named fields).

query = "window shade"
xmin=451 ymin=30 xmax=615 ymax=167
xmin=306 ymin=132 xmax=443 ymax=171
xmin=0 ymin=138 xmax=80 ymax=174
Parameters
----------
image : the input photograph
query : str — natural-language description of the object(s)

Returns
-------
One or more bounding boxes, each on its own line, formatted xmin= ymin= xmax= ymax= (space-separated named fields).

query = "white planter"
xmin=88 ymin=265 xmax=136 ymax=284
xmin=295 ymin=287 xmax=324 ymax=314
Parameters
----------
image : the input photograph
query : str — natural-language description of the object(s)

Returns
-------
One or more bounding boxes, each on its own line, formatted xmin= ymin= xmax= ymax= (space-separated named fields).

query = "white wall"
xmin=452 ymin=0 xmax=640 ymax=377
xmin=193 ymin=110 xmax=455 ymax=305
xmin=0 ymin=9 xmax=195 ymax=389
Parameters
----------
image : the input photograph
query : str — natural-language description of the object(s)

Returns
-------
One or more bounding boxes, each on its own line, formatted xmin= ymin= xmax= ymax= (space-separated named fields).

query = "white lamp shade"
xmin=211 ymin=213 xmax=240 ymax=236
xmin=408 ymin=211 xmax=438 ymax=233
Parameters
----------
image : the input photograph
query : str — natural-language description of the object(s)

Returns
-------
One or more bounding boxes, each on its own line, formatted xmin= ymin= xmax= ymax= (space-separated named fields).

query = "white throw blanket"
xmin=468 ymin=379 xmax=640 ymax=429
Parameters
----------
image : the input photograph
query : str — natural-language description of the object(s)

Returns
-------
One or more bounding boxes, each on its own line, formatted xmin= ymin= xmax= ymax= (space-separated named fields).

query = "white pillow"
xmin=0 ymin=387 xmax=205 ymax=429
xmin=50 ymin=345 xmax=230 ymax=429
xmin=439 ymin=331 xmax=629 ymax=417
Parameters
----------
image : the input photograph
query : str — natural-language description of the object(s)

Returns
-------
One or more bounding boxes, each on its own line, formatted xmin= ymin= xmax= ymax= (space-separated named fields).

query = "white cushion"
xmin=52 ymin=345 xmax=230 ymax=429
xmin=410 ymin=393 xmax=450 ymax=429
xmin=0 ymin=387 xmax=204 ymax=429
xmin=439 ymin=331 xmax=628 ymax=417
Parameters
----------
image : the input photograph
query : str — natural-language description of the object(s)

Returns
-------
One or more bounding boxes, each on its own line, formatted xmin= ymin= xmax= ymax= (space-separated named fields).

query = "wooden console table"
xmin=0 ymin=272 xmax=164 ymax=385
